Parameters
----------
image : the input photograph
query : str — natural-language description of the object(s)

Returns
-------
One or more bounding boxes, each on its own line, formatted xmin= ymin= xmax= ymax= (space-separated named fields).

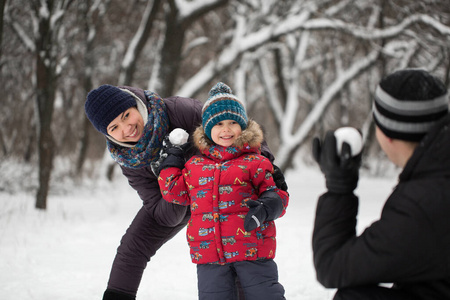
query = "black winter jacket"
xmin=313 ymin=114 xmax=450 ymax=300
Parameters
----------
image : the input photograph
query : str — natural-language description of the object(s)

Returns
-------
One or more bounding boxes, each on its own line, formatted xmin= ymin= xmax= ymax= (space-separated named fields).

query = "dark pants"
xmin=334 ymin=286 xmax=419 ymax=300
xmin=197 ymin=259 xmax=285 ymax=300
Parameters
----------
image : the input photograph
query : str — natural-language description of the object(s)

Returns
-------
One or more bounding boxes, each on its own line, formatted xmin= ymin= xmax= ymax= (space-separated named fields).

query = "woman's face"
xmin=107 ymin=107 xmax=144 ymax=143
xmin=210 ymin=119 xmax=242 ymax=147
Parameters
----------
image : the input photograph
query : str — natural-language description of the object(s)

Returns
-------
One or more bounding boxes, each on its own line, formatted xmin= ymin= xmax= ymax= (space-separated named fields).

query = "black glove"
xmin=151 ymin=136 xmax=188 ymax=176
xmin=244 ymin=191 xmax=284 ymax=231
xmin=272 ymin=164 xmax=288 ymax=192
xmin=103 ymin=289 xmax=135 ymax=300
xmin=312 ymin=130 xmax=361 ymax=194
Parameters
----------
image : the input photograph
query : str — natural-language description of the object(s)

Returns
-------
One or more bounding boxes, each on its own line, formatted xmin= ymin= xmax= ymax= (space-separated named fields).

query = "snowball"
xmin=334 ymin=127 xmax=363 ymax=157
xmin=169 ymin=128 xmax=189 ymax=146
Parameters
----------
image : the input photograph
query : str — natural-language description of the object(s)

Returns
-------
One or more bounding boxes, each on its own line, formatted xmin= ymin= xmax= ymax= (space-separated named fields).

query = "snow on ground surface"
xmin=0 ymin=165 xmax=397 ymax=300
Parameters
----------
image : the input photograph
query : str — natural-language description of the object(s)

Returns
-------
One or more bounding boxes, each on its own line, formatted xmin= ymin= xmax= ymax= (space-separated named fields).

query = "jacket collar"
xmin=400 ymin=114 xmax=450 ymax=181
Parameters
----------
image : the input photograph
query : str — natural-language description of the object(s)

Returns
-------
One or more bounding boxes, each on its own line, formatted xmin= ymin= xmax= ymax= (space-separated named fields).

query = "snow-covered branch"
xmin=119 ymin=0 xmax=161 ymax=86
xmin=176 ymin=9 xmax=313 ymax=97
xmin=177 ymin=5 xmax=450 ymax=102
xmin=239 ymin=10 xmax=312 ymax=52
xmin=257 ymin=58 xmax=283 ymax=122
xmin=275 ymin=49 xmax=380 ymax=168
xmin=302 ymin=14 xmax=450 ymax=39
xmin=295 ymin=49 xmax=379 ymax=142
xmin=121 ymin=1 xmax=154 ymax=70
xmin=280 ymin=31 xmax=310 ymax=141
xmin=176 ymin=0 xmax=228 ymax=24
xmin=9 ymin=21 xmax=36 ymax=52
xmin=50 ymin=7 xmax=65 ymax=28
xmin=182 ymin=36 xmax=209 ymax=58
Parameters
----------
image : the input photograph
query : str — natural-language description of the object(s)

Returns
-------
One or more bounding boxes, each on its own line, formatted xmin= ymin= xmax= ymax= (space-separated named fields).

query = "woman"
xmin=84 ymin=84 xmax=286 ymax=300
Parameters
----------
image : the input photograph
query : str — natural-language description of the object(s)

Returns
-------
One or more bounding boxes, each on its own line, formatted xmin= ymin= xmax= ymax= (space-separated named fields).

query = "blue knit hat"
xmin=85 ymin=85 xmax=137 ymax=135
xmin=373 ymin=69 xmax=448 ymax=142
xmin=202 ymin=82 xmax=248 ymax=141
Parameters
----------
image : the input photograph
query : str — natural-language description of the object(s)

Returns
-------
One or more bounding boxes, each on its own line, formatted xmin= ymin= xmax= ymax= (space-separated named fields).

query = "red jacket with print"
xmin=158 ymin=120 xmax=289 ymax=264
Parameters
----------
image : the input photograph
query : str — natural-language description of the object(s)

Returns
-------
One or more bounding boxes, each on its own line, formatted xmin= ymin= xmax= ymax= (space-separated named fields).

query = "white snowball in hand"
xmin=334 ymin=127 xmax=363 ymax=157
xmin=169 ymin=128 xmax=189 ymax=146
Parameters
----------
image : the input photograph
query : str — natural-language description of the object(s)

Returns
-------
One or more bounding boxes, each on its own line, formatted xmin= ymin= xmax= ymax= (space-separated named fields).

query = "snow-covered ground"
xmin=0 ymin=165 xmax=397 ymax=300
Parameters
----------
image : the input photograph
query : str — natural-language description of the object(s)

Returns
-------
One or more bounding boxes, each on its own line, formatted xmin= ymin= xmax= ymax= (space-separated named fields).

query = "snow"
xmin=0 ymin=165 xmax=396 ymax=299
xmin=334 ymin=127 xmax=363 ymax=156
xmin=169 ymin=128 xmax=189 ymax=146
xmin=177 ymin=0 xmax=233 ymax=22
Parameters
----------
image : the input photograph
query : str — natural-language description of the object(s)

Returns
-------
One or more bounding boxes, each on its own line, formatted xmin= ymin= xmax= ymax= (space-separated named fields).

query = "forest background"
xmin=1 ymin=0 xmax=450 ymax=209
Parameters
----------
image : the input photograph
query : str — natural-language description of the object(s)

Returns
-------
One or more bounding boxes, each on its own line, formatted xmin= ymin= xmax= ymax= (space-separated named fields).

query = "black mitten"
xmin=244 ymin=200 xmax=267 ymax=232
xmin=312 ymin=130 xmax=361 ymax=194
xmin=103 ymin=289 xmax=135 ymax=300
xmin=272 ymin=164 xmax=288 ymax=192
xmin=244 ymin=191 xmax=284 ymax=231
xmin=151 ymin=136 xmax=188 ymax=176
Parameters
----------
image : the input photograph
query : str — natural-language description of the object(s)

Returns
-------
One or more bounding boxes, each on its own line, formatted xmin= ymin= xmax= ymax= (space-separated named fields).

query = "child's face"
xmin=107 ymin=107 xmax=144 ymax=142
xmin=211 ymin=120 xmax=242 ymax=147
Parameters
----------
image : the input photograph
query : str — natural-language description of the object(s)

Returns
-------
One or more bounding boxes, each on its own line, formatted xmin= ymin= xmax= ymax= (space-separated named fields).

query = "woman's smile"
xmin=107 ymin=107 xmax=144 ymax=143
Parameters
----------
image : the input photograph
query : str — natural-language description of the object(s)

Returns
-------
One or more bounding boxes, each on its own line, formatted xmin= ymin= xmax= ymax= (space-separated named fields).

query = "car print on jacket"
xmin=158 ymin=121 xmax=288 ymax=265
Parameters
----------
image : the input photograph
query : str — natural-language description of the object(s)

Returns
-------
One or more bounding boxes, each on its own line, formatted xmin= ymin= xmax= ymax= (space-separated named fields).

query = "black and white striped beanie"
xmin=373 ymin=69 xmax=449 ymax=142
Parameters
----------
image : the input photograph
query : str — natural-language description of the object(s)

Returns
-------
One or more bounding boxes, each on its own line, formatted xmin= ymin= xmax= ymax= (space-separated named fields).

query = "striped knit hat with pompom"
xmin=373 ymin=69 xmax=448 ymax=142
xmin=202 ymin=82 xmax=248 ymax=141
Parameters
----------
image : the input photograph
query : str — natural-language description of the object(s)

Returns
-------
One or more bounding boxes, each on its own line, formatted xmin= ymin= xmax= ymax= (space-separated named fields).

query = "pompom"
xmin=208 ymin=82 xmax=232 ymax=97
xmin=169 ymin=128 xmax=189 ymax=146
xmin=334 ymin=127 xmax=363 ymax=157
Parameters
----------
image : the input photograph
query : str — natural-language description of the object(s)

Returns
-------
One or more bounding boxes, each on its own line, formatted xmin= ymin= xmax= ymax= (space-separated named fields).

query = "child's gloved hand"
xmin=272 ymin=164 xmax=288 ymax=192
xmin=244 ymin=191 xmax=284 ymax=231
xmin=151 ymin=129 xmax=190 ymax=176
xmin=244 ymin=200 xmax=267 ymax=231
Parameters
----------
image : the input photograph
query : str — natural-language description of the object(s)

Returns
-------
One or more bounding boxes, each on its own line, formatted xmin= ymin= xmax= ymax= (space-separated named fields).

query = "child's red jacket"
xmin=158 ymin=120 xmax=289 ymax=264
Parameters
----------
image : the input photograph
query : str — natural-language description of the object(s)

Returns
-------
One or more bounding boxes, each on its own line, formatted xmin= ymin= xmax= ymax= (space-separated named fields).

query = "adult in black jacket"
xmin=312 ymin=69 xmax=450 ymax=300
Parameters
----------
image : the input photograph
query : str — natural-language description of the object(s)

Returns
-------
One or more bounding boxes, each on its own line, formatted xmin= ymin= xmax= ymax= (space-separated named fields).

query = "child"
xmin=155 ymin=82 xmax=289 ymax=299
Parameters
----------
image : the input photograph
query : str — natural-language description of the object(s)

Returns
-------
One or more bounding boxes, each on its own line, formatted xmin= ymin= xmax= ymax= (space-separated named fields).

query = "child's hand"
xmin=244 ymin=200 xmax=267 ymax=231
xmin=244 ymin=191 xmax=284 ymax=231
xmin=272 ymin=164 xmax=288 ymax=192
xmin=151 ymin=131 xmax=189 ymax=176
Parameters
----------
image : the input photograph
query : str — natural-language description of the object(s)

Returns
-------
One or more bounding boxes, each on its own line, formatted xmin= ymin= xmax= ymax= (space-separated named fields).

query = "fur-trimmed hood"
xmin=193 ymin=119 xmax=264 ymax=152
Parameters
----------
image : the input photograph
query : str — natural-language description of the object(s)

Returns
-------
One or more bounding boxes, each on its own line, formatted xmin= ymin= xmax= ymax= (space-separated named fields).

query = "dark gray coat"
xmin=313 ymin=114 xmax=450 ymax=299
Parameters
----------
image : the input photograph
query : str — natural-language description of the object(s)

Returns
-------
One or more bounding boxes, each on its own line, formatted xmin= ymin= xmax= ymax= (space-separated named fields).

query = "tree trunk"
xmin=0 ymin=128 xmax=7 ymax=156
xmin=76 ymin=13 xmax=94 ymax=176
xmin=119 ymin=0 xmax=162 ymax=86
xmin=0 ymin=0 xmax=6 ymax=64
xmin=76 ymin=115 xmax=91 ymax=176
xmin=157 ymin=0 xmax=230 ymax=97
xmin=34 ymin=0 xmax=57 ymax=210
xmin=35 ymin=77 xmax=56 ymax=209
xmin=24 ymin=124 xmax=35 ymax=163
xmin=158 ymin=10 xmax=185 ymax=97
